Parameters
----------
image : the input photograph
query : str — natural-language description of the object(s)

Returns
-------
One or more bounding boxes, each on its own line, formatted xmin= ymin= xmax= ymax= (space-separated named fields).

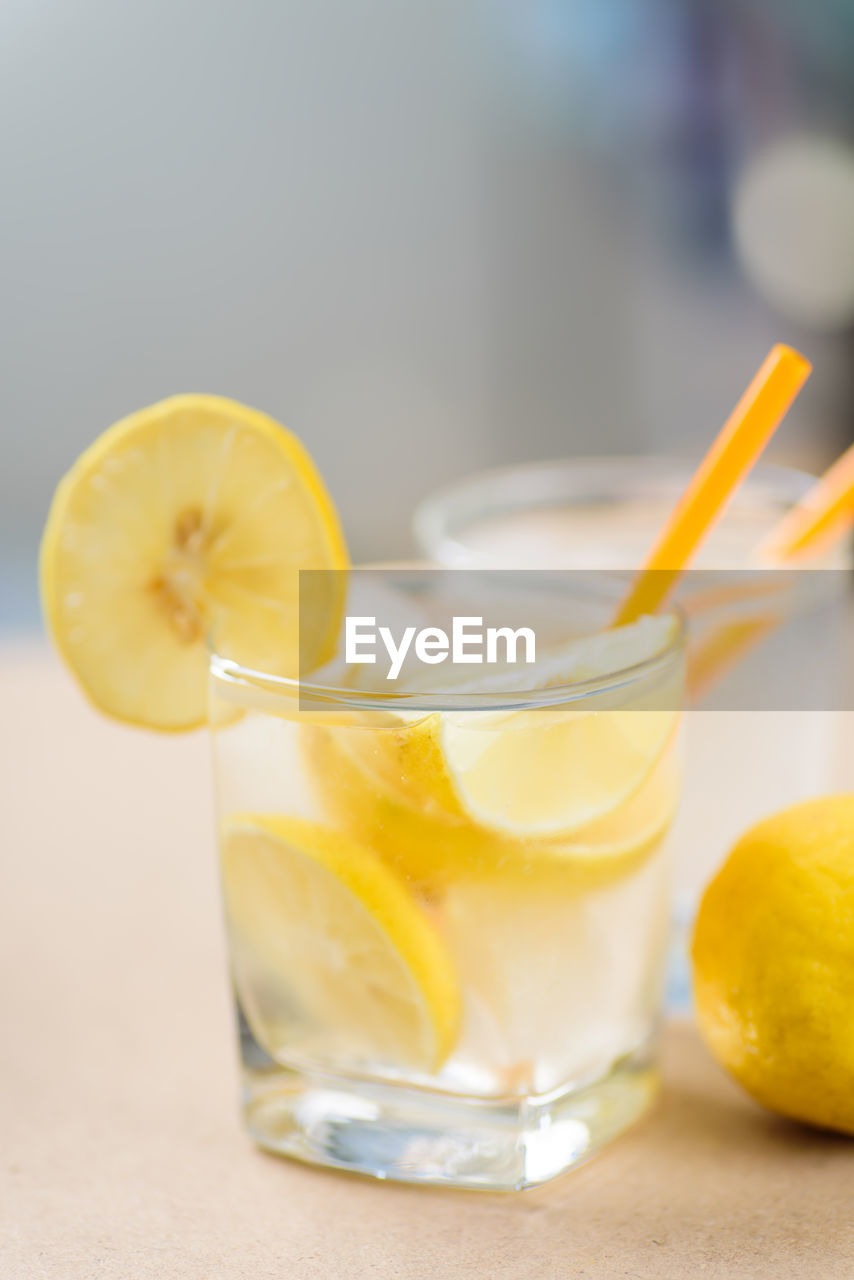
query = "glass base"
xmin=241 ymin=1038 xmax=658 ymax=1191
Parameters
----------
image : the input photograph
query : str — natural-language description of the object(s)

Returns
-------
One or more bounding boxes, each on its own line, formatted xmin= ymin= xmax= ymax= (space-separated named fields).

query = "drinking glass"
xmin=209 ymin=570 xmax=685 ymax=1189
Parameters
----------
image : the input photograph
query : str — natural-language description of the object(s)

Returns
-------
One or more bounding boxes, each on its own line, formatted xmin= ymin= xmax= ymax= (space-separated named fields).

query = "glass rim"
xmin=413 ymin=454 xmax=820 ymax=565
xmin=208 ymin=572 xmax=687 ymax=713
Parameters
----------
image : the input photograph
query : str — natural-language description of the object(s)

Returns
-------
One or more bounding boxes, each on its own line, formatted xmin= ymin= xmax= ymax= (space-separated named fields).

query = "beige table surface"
xmin=2 ymin=642 xmax=853 ymax=1280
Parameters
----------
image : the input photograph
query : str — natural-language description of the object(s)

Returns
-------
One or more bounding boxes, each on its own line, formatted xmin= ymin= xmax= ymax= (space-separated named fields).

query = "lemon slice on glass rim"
xmin=221 ymin=814 xmax=461 ymax=1072
xmin=40 ymin=395 xmax=347 ymax=731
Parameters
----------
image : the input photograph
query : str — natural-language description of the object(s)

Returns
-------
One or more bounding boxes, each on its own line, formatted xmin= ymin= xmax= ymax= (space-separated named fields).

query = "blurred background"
xmin=3 ymin=0 xmax=854 ymax=627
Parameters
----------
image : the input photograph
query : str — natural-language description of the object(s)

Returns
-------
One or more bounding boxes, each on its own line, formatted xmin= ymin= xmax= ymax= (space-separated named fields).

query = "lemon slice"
xmin=326 ymin=616 xmax=679 ymax=841
xmin=40 ymin=395 xmax=347 ymax=730
xmin=221 ymin=815 xmax=460 ymax=1072
xmin=546 ymin=735 xmax=679 ymax=861
xmin=303 ymin=717 xmax=679 ymax=887
xmin=435 ymin=704 xmax=674 ymax=837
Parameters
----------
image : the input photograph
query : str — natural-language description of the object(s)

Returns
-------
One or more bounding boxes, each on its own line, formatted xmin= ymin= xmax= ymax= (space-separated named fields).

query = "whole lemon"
xmin=692 ymin=794 xmax=854 ymax=1135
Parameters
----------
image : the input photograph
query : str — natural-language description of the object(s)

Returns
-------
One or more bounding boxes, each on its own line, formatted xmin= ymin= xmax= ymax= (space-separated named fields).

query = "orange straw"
xmin=759 ymin=439 xmax=854 ymax=563
xmin=613 ymin=344 xmax=812 ymax=626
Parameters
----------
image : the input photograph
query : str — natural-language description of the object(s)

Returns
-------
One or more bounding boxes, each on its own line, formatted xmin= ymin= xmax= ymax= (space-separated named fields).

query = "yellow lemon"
xmin=221 ymin=815 xmax=460 ymax=1072
xmin=40 ymin=395 xmax=347 ymax=731
xmin=692 ymin=794 xmax=854 ymax=1136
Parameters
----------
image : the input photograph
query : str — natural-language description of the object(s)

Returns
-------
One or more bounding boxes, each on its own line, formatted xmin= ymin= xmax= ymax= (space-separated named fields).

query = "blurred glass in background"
xmin=2 ymin=0 xmax=853 ymax=627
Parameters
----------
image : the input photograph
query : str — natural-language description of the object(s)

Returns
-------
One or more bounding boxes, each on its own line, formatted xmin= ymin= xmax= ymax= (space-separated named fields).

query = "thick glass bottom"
xmin=240 ymin=1038 xmax=658 ymax=1191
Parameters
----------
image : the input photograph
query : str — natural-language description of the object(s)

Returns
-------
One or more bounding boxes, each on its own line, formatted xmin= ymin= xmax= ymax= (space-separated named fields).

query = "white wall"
xmin=1 ymin=1 xmax=846 ymax=624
